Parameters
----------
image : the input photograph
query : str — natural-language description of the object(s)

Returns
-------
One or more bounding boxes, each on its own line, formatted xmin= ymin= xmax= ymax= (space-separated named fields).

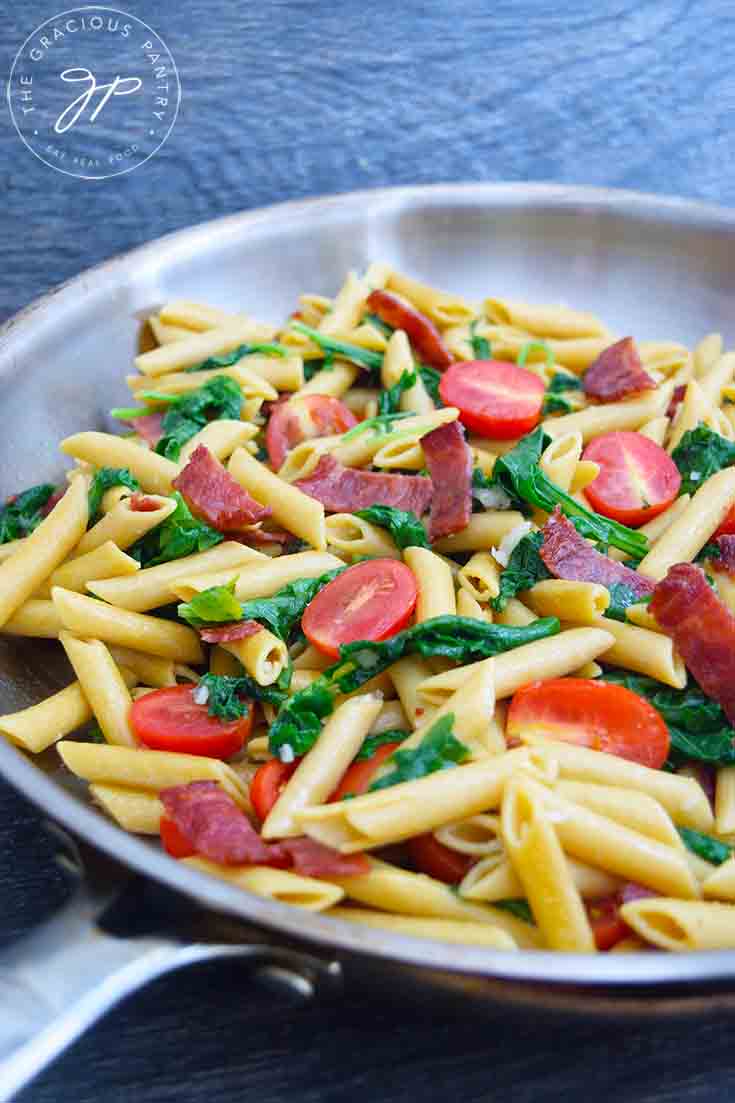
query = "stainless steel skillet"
xmin=2 ymin=183 xmax=735 ymax=1101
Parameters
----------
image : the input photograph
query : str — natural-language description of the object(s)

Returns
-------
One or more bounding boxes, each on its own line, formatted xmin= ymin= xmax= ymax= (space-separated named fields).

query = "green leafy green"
xmin=340 ymin=412 xmax=412 ymax=442
xmin=268 ymin=614 xmax=560 ymax=755
xmin=491 ymin=531 xmax=550 ymax=612
xmin=418 ymin=364 xmax=443 ymax=406
xmin=239 ymin=568 xmax=345 ymax=640
xmin=470 ymin=320 xmax=491 ymax=360
xmin=129 ymin=492 xmax=223 ymax=567
xmin=601 ymin=670 xmax=735 ymax=766
xmin=362 ymin=312 xmax=394 ymax=339
xmin=185 ymin=342 xmax=288 ymax=373
xmin=198 ymin=673 xmax=287 ymax=720
xmin=378 ymin=369 xmax=417 ymax=416
xmin=486 ymin=428 xmax=648 ymax=558
xmin=517 ymin=341 xmax=554 ymax=372
xmin=677 ymin=827 xmax=732 ymax=867
xmin=291 ymin=322 xmax=383 ymax=372
xmin=355 ymin=730 xmax=410 ymax=761
xmin=494 ymin=899 xmax=535 ymax=925
xmin=368 ymin=714 xmax=469 ymax=791
xmin=697 ymin=542 xmax=721 ymax=564
xmin=604 ymin=582 xmax=643 ymax=623
xmin=355 ymin=505 xmax=429 ymax=551
xmin=543 ymin=371 xmax=583 ymax=416
xmin=178 ymin=579 xmax=243 ymax=628
xmin=0 ymin=483 xmax=56 ymax=544
xmin=671 ymin=424 xmax=735 ymax=497
xmin=87 ymin=467 xmax=140 ymax=525
xmin=86 ymin=723 xmax=107 ymax=744
xmin=156 ymin=377 xmax=243 ymax=461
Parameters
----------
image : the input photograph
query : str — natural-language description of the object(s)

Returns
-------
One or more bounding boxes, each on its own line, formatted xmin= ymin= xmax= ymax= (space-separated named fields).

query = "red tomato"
xmin=130 ymin=685 xmax=252 ymax=759
xmin=582 ymin=431 xmax=681 ymax=527
xmin=506 ymin=678 xmax=670 ymax=769
xmin=265 ymin=394 xmax=357 ymax=470
xmin=438 ymin=359 xmax=545 ymax=439
xmin=406 ymin=833 xmax=474 ymax=884
xmin=159 ymin=815 xmax=196 ymax=858
xmin=587 ymin=895 xmax=630 ymax=951
xmin=250 ymin=758 xmax=298 ymax=822
xmin=302 ymin=559 xmax=418 ymax=659
xmin=715 ymin=504 xmax=735 ymax=537
xmin=329 ymin=741 xmax=402 ymax=802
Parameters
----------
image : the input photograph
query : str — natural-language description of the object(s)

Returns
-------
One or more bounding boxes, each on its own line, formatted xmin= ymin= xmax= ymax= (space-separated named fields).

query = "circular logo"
xmin=6 ymin=6 xmax=181 ymax=180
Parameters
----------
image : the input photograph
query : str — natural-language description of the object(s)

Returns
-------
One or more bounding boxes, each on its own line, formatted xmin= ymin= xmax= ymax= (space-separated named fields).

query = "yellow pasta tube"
xmin=524 ymin=580 xmax=609 ymax=620
xmin=292 ymin=644 xmax=333 ymax=672
xmin=52 ymin=587 xmax=204 ymax=663
xmin=0 ymin=477 xmax=88 ymax=629
xmin=485 ymin=298 xmax=608 ymax=340
xmin=543 ymin=384 xmax=672 ymax=442
xmin=493 ymin=597 xmax=536 ymax=627
xmin=148 ymin=316 xmax=191 ymax=345
xmin=74 ymin=495 xmax=177 ymax=556
xmin=209 ymin=645 xmax=241 ymax=677
xmin=135 ymin=319 xmax=272 ymax=377
xmin=177 ymin=419 xmax=259 ymax=467
xmin=61 ymin=433 xmax=178 ymax=494
xmin=387 ymin=271 xmax=474 ymax=327
xmin=157 ymin=301 xmax=257 ymax=332
xmin=87 ymin=542 xmax=265 ymax=612
xmin=389 ymin=654 xmax=437 ymax=728
xmin=0 ymin=671 xmax=134 ymax=754
xmin=182 ymin=857 xmax=344 ymax=911
xmin=108 ymin=646 xmax=177 ymax=687
xmin=380 ymin=330 xmax=434 ymax=416
xmin=369 ymin=698 xmax=409 ymax=735
xmin=434 ymin=814 xmax=502 ymax=857
xmin=666 ymin=379 xmax=713 ymax=453
xmin=560 ymin=615 xmax=685 ymax=688
xmin=36 ymin=541 xmax=139 ymax=600
xmin=702 ymin=857 xmax=735 ymax=901
xmin=620 ymin=899 xmax=735 ymax=950
xmin=637 ymin=494 xmax=692 ymax=548
xmin=222 ymin=627 xmax=288 ymax=686
xmin=554 ymin=780 xmax=684 ymax=851
xmin=698 ymin=351 xmax=735 ymax=406
xmin=60 ymin=633 xmax=136 ymax=747
xmin=332 ymin=408 xmax=458 ymax=470
xmin=262 ymin=693 xmax=383 ymax=839
xmin=460 ymin=850 xmax=619 ymax=903
xmin=228 ymin=446 xmax=326 ymax=550
xmin=171 ymin=551 xmax=342 ymax=603
xmin=693 ymin=333 xmax=724 ymax=379
xmin=715 ymin=767 xmax=735 ymax=835
xmin=502 ymin=777 xmax=595 ymax=951
xmin=90 ymin=784 xmax=162 ymax=833
xmin=128 ymin=360 xmax=291 ymax=398
xmin=1 ymin=599 xmax=63 ymax=638
xmin=456 ymin=589 xmax=491 ymax=620
xmin=325 ymin=513 xmax=400 ymax=560
xmin=57 ymin=741 xmax=250 ymax=807
xmin=457 ymin=553 xmax=500 ymax=603
xmin=639 ymin=416 xmax=669 ymax=446
xmin=432 ymin=512 xmax=527 ymax=554
xmin=637 ymin=468 xmax=735 ymax=580
xmin=403 ymin=546 xmax=456 ymax=620
xmin=540 ymin=432 xmax=583 ymax=493
xmin=326 ymin=908 xmax=517 ymax=948
xmin=297 ymin=361 xmax=359 ymax=398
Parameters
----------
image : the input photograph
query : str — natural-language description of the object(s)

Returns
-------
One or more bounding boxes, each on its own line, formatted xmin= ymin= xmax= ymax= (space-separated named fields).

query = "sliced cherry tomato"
xmin=506 ymin=677 xmax=670 ymax=769
xmin=406 ymin=833 xmax=474 ymax=884
xmin=130 ymin=685 xmax=252 ymax=759
xmin=329 ymin=741 xmax=402 ymax=802
xmin=302 ymin=558 xmax=418 ymax=659
xmin=265 ymin=394 xmax=357 ymax=470
xmin=250 ymin=758 xmax=298 ymax=822
xmin=582 ymin=431 xmax=681 ymax=527
xmin=438 ymin=359 xmax=545 ymax=439
xmin=715 ymin=504 xmax=735 ymax=538
xmin=159 ymin=815 xmax=196 ymax=858
xmin=587 ymin=895 xmax=630 ymax=951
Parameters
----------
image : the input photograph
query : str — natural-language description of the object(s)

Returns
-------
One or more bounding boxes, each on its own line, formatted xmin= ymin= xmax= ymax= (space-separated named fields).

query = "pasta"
xmin=3 ymin=267 xmax=733 ymax=955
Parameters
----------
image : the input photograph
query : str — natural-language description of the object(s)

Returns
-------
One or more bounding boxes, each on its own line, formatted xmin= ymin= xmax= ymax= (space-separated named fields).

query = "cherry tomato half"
xmin=582 ymin=431 xmax=681 ymax=527
xmin=587 ymin=894 xmax=630 ymax=951
xmin=406 ymin=833 xmax=474 ymax=884
xmin=302 ymin=558 xmax=418 ymax=659
xmin=130 ymin=685 xmax=252 ymax=759
xmin=250 ymin=758 xmax=298 ymax=823
xmin=329 ymin=741 xmax=402 ymax=802
xmin=715 ymin=504 xmax=735 ymax=538
xmin=159 ymin=815 xmax=196 ymax=858
xmin=506 ymin=677 xmax=670 ymax=769
xmin=265 ymin=394 xmax=357 ymax=470
xmin=438 ymin=359 xmax=546 ymax=439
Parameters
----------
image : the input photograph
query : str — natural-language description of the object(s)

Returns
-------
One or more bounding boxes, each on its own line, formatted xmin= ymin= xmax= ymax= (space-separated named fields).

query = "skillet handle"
xmin=0 ymin=880 xmax=341 ymax=1103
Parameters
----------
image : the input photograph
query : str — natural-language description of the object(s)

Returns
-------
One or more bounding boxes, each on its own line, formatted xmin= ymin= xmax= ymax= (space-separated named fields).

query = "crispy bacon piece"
xmin=280 ymin=837 xmax=369 ymax=877
xmin=199 ymin=620 xmax=262 ymax=644
xmin=583 ymin=338 xmax=656 ymax=402
xmin=294 ymin=454 xmax=433 ymax=515
xmin=421 ymin=421 xmax=472 ymax=540
xmin=365 ymin=289 xmax=453 ymax=370
xmin=650 ymin=562 xmax=735 ymax=726
xmin=40 ymin=489 xmax=64 ymax=517
xmin=667 ymin=383 xmax=687 ymax=419
xmin=705 ymin=535 xmax=735 ymax=577
xmin=127 ymin=412 xmax=164 ymax=447
xmin=235 ymin=526 xmax=293 ymax=547
xmin=540 ymin=507 xmax=655 ymax=598
xmin=129 ymin=492 xmax=160 ymax=512
xmin=172 ymin=445 xmax=271 ymax=531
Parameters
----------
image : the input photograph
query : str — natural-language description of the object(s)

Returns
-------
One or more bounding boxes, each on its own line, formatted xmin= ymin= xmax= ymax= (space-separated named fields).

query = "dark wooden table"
xmin=3 ymin=1 xmax=735 ymax=1098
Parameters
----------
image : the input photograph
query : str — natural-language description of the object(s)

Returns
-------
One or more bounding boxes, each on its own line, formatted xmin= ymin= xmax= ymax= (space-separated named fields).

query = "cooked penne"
xmin=74 ymin=494 xmax=177 ymax=556
xmin=183 ymin=858 xmax=344 ymax=911
xmin=326 ymin=908 xmax=518 ymax=948
xmin=90 ymin=783 xmax=163 ymax=833
xmin=61 ymin=433 xmax=178 ymax=494
xmin=620 ymin=898 xmax=735 ymax=950
xmin=60 ymin=633 xmax=137 ymax=747
xmin=404 ymin=546 xmax=456 ymax=621
xmin=228 ymin=446 xmax=326 ymax=550
xmin=637 ymin=468 xmax=735 ymax=580
xmin=543 ymin=383 xmax=672 ymax=442
xmin=171 ymin=551 xmax=341 ymax=603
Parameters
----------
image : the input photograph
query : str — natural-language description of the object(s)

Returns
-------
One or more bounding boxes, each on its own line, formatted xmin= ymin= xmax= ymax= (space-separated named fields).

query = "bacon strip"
xmin=540 ymin=507 xmax=654 ymax=598
xmin=294 ymin=454 xmax=433 ymax=515
xmin=235 ymin=526 xmax=293 ymax=547
xmin=199 ymin=620 xmax=262 ymax=644
xmin=172 ymin=445 xmax=271 ymax=530
xmin=127 ymin=412 xmax=164 ymax=447
xmin=40 ymin=489 xmax=64 ymax=517
xmin=583 ymin=338 xmax=656 ymax=402
xmin=160 ymin=781 xmax=368 ymax=875
xmin=365 ymin=289 xmax=452 ymax=370
xmin=667 ymin=383 xmax=687 ymax=419
xmin=706 ymin=535 xmax=735 ymax=577
xmin=650 ymin=563 xmax=735 ymax=726
xmin=421 ymin=421 xmax=472 ymax=540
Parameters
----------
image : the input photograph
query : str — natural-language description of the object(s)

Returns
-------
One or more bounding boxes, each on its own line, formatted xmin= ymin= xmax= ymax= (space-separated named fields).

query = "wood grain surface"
xmin=3 ymin=1 xmax=735 ymax=1099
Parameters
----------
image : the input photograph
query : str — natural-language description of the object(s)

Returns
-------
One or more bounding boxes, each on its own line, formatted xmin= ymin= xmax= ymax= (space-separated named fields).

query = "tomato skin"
xmin=160 ymin=815 xmax=196 ymax=858
xmin=582 ymin=432 xmax=681 ymax=527
xmin=506 ymin=677 xmax=670 ymax=769
xmin=438 ymin=359 xmax=545 ymax=440
xmin=715 ymin=504 xmax=735 ymax=538
xmin=329 ymin=742 xmax=402 ymax=802
xmin=587 ymin=895 xmax=630 ymax=951
xmin=302 ymin=558 xmax=418 ymax=659
xmin=265 ymin=395 xmax=357 ymax=470
xmin=130 ymin=685 xmax=252 ymax=759
xmin=407 ymin=833 xmax=474 ymax=884
xmin=250 ymin=758 xmax=298 ymax=822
